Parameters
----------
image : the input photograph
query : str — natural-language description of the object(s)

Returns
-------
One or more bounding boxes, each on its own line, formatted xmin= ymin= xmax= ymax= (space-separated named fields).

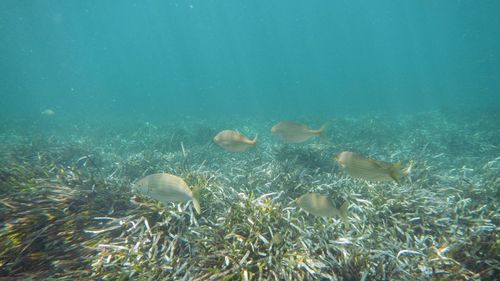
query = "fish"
xmin=213 ymin=130 xmax=257 ymax=152
xmin=271 ymin=121 xmax=327 ymax=143
xmin=335 ymin=151 xmax=408 ymax=184
xmin=134 ymin=173 xmax=201 ymax=214
xmin=41 ymin=109 xmax=55 ymax=116
xmin=296 ymin=192 xmax=349 ymax=229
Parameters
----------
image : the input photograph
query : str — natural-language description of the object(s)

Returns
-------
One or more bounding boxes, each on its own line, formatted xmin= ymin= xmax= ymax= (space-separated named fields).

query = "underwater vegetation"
xmin=0 ymin=111 xmax=499 ymax=280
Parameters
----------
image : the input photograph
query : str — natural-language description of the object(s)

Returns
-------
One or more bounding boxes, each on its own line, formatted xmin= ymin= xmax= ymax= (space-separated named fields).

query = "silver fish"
xmin=336 ymin=151 xmax=408 ymax=183
xmin=41 ymin=109 xmax=55 ymax=116
xmin=296 ymin=192 xmax=349 ymax=229
xmin=134 ymin=173 xmax=201 ymax=214
xmin=271 ymin=121 xmax=327 ymax=143
xmin=213 ymin=130 xmax=257 ymax=152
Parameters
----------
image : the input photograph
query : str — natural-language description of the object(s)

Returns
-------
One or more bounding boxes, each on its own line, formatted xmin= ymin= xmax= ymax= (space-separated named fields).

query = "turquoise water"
xmin=1 ymin=1 xmax=499 ymax=280
xmin=1 ymin=1 xmax=499 ymax=122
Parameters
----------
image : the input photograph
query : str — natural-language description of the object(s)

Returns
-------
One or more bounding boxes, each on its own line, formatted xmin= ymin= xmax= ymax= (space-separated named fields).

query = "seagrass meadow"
xmin=0 ymin=110 xmax=498 ymax=280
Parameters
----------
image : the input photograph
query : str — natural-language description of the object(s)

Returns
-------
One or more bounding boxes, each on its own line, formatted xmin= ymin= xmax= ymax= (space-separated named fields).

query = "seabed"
xmin=0 ymin=110 xmax=498 ymax=280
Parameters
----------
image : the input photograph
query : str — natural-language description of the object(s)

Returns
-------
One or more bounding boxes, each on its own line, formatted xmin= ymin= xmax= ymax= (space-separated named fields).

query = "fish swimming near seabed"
xmin=134 ymin=173 xmax=201 ymax=214
xmin=213 ymin=130 xmax=257 ymax=152
xmin=271 ymin=121 xmax=328 ymax=143
xmin=296 ymin=192 xmax=349 ymax=229
xmin=41 ymin=109 xmax=55 ymax=116
xmin=336 ymin=151 xmax=410 ymax=184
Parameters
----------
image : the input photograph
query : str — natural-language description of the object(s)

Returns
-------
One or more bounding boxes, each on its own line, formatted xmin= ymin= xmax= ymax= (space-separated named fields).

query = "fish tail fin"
xmin=252 ymin=134 xmax=258 ymax=145
xmin=317 ymin=123 xmax=328 ymax=136
xmin=317 ymin=123 xmax=331 ymax=142
xmin=402 ymin=160 xmax=414 ymax=177
xmin=192 ymin=186 xmax=201 ymax=214
xmin=389 ymin=161 xmax=403 ymax=184
xmin=192 ymin=197 xmax=201 ymax=214
xmin=338 ymin=201 xmax=350 ymax=230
